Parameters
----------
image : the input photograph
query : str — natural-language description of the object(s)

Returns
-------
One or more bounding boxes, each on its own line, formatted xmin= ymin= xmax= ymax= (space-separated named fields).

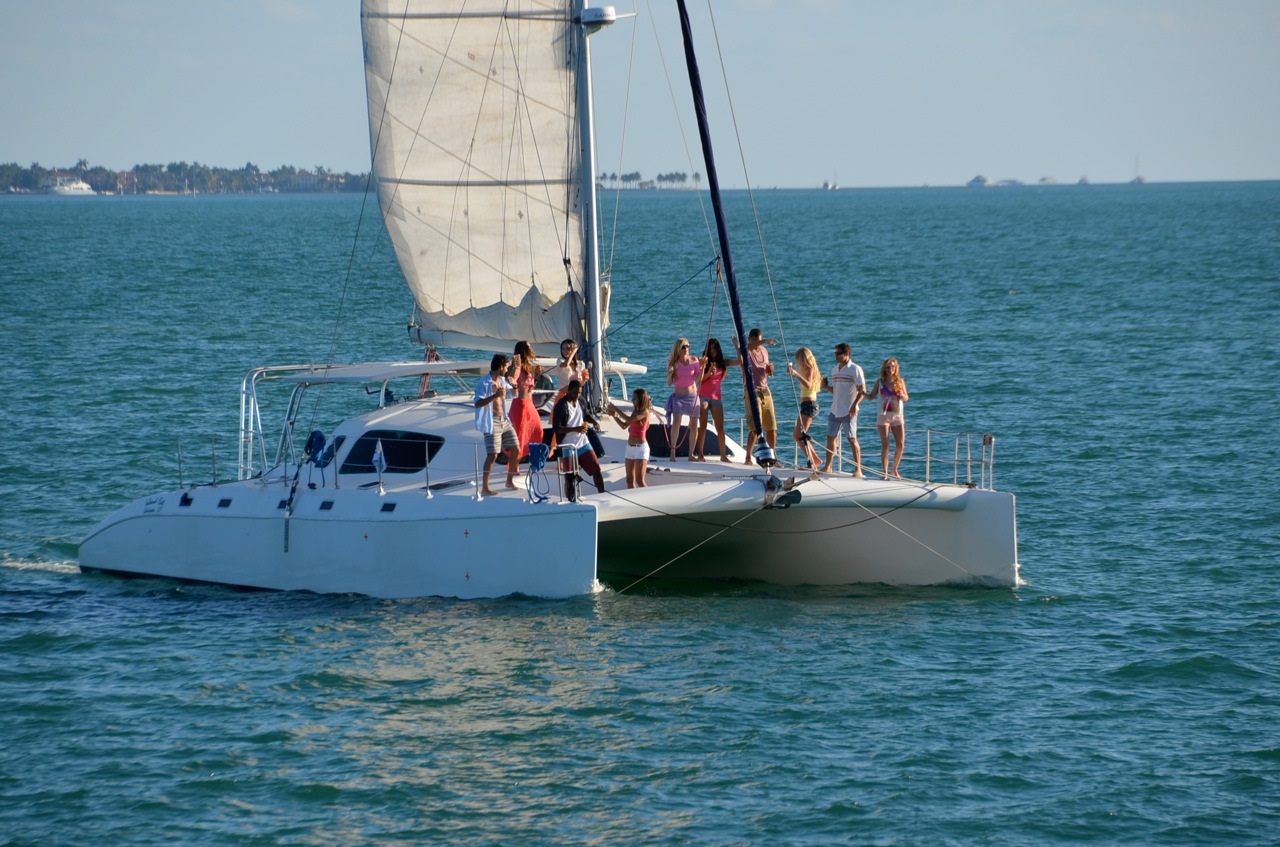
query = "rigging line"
xmin=643 ymin=0 xmax=717 ymax=258
xmin=305 ymin=0 xmax=421 ymax=438
xmin=703 ymin=258 xmax=722 ymax=346
xmin=808 ymin=476 xmax=981 ymax=577
xmin=603 ymin=2 xmax=638 ymax=281
xmin=704 ymin=1 xmax=793 ymax=408
xmin=602 ymin=258 xmax=717 ymax=340
xmin=498 ymin=10 xmax=573 ymax=300
xmin=614 ymin=505 xmax=767 ymax=593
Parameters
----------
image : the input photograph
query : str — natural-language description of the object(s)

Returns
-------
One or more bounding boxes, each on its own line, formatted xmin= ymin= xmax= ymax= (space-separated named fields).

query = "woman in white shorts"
xmin=607 ymin=388 xmax=652 ymax=488
xmin=869 ymin=358 xmax=909 ymax=479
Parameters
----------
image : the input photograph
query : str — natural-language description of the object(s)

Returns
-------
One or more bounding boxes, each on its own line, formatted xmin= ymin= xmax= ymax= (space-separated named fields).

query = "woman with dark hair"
xmin=509 ymin=340 xmax=544 ymax=461
xmin=694 ymin=338 xmax=738 ymax=462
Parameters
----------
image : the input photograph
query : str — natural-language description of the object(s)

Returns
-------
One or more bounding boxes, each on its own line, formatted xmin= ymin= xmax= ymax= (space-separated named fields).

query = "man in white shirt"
xmin=820 ymin=342 xmax=866 ymax=476
xmin=473 ymin=354 xmax=520 ymax=495
xmin=552 ymin=379 xmax=605 ymax=500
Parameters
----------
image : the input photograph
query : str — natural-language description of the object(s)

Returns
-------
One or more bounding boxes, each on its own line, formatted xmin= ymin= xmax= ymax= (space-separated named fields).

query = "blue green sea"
xmin=2 ymin=182 xmax=1279 ymax=844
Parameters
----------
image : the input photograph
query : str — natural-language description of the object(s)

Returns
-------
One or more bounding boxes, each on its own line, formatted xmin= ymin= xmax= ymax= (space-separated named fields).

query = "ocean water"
xmin=2 ymin=183 xmax=1279 ymax=845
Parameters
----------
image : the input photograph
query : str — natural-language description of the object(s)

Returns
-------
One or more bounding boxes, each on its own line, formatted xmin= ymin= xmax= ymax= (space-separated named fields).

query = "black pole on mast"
xmin=674 ymin=0 xmax=774 ymax=467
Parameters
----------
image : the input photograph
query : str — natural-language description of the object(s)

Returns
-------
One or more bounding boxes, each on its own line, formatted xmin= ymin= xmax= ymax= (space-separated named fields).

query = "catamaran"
xmin=80 ymin=0 xmax=1019 ymax=598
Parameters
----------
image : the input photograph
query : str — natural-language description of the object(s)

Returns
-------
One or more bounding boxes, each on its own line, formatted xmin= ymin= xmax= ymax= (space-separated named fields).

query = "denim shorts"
xmin=800 ymin=399 xmax=819 ymax=419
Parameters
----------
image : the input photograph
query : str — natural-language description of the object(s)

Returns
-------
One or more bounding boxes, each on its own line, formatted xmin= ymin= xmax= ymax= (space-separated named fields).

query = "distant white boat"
xmin=49 ymin=176 xmax=96 ymax=196
xmin=967 ymin=174 xmax=991 ymax=188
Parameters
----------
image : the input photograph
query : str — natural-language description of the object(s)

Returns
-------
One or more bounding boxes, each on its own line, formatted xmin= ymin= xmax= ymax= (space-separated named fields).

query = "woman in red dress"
xmin=509 ymin=340 xmax=545 ymax=461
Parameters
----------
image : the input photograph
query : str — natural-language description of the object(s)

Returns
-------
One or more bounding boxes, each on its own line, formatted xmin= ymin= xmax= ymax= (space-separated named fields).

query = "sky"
xmin=2 ymin=0 xmax=1278 ymax=188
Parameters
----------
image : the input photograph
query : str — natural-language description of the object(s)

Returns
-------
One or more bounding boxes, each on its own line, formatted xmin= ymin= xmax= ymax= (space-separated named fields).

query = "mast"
xmin=675 ymin=0 xmax=774 ymax=466
xmin=575 ymin=2 xmax=617 ymax=412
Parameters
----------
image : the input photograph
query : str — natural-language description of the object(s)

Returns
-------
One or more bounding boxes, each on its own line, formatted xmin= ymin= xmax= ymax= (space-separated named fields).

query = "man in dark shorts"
xmin=552 ymin=380 xmax=605 ymax=500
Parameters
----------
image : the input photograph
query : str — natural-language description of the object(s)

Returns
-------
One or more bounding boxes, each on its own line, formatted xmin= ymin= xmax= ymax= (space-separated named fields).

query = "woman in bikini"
xmin=606 ymin=388 xmax=652 ymax=488
xmin=868 ymin=357 xmax=909 ymax=479
xmin=694 ymin=338 xmax=738 ymax=462
xmin=509 ymin=340 xmax=544 ymax=462
xmin=665 ymin=337 xmax=702 ymax=461
xmin=786 ymin=346 xmax=822 ymax=469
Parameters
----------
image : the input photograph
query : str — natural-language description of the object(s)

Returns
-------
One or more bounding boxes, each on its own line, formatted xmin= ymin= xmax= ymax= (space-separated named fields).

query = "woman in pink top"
xmin=606 ymin=388 xmax=652 ymax=488
xmin=694 ymin=338 xmax=739 ymax=462
xmin=509 ymin=340 xmax=544 ymax=461
xmin=665 ymin=337 xmax=701 ymax=461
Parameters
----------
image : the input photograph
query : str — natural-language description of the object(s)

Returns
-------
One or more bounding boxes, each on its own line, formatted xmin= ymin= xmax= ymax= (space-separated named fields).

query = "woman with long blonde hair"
xmin=664 ymin=337 xmax=701 ymax=461
xmin=786 ymin=346 xmax=822 ymax=469
xmin=868 ymin=358 xmax=909 ymax=478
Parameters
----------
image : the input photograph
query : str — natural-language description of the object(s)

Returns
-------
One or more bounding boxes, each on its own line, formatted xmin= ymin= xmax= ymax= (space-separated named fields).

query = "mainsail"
xmin=362 ymin=0 xmax=597 ymax=354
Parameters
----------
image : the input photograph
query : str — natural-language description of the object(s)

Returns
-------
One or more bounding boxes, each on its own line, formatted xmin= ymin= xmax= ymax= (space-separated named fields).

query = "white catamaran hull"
xmin=81 ymin=482 xmax=599 ymax=599
xmin=591 ymin=476 xmax=1018 ymax=587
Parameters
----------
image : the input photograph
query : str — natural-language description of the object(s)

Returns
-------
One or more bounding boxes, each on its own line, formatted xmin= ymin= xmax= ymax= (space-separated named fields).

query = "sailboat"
xmin=80 ymin=0 xmax=1019 ymax=598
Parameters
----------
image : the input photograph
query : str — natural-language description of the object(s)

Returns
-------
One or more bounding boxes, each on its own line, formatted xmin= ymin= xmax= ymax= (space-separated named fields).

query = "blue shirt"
xmin=473 ymin=372 xmax=508 ymax=434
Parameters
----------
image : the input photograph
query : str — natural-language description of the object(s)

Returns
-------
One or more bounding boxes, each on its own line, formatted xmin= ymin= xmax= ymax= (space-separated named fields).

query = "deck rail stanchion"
xmin=424 ymin=439 xmax=433 ymax=498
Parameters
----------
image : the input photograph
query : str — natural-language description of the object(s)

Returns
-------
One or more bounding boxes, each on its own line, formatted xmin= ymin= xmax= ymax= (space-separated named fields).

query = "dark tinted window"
xmin=339 ymin=430 xmax=444 ymax=474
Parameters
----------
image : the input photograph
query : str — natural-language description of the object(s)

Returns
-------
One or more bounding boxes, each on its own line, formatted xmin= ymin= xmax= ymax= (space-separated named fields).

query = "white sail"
xmin=362 ymin=0 xmax=593 ymax=353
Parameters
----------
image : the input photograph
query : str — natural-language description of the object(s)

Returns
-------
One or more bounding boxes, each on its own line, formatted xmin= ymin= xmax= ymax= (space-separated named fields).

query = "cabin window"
xmin=218 ymin=498 xmax=232 ymax=508
xmin=339 ymin=430 xmax=444 ymax=475
xmin=320 ymin=501 xmax=335 ymax=511
xmin=381 ymin=503 xmax=397 ymax=513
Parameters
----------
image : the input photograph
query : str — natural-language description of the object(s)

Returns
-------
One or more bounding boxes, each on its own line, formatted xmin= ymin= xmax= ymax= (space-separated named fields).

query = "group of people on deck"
xmin=663 ymin=330 xmax=910 ymax=480
xmin=472 ymin=338 xmax=600 ymax=498
xmin=472 ymin=332 xmax=910 ymax=497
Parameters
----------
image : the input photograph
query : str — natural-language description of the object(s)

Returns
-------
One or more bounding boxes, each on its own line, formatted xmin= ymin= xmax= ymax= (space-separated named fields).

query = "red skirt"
xmin=508 ymin=397 xmax=544 ymax=459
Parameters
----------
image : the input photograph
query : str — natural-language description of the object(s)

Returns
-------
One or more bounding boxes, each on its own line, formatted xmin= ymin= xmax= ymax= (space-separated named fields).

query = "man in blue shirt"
xmin=474 ymin=354 xmax=520 ymax=496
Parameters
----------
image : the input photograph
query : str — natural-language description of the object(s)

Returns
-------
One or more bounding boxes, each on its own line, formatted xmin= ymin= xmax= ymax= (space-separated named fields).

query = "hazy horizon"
xmin=3 ymin=2 xmax=1277 ymax=189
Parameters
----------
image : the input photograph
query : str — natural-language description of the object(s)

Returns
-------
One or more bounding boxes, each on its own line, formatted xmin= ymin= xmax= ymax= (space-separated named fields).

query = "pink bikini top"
xmin=514 ymin=365 xmax=536 ymax=391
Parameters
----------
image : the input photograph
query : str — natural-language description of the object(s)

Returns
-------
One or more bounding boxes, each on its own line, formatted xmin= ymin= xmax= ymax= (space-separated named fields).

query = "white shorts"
xmin=625 ymin=443 xmax=651 ymax=461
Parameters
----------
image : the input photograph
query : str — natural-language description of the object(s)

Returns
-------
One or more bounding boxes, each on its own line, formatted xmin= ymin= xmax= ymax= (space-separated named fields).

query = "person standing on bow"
xmin=694 ymin=338 xmax=738 ymax=462
xmin=553 ymin=379 xmax=605 ymax=499
xmin=509 ymin=340 xmax=544 ymax=462
xmin=737 ymin=328 xmax=778 ymax=464
xmin=664 ymin=337 xmax=702 ymax=461
xmin=473 ymin=354 xmax=520 ymax=496
xmin=786 ymin=346 xmax=822 ymax=469
xmin=869 ymin=357 xmax=910 ymax=479
xmin=819 ymin=342 xmax=867 ymax=476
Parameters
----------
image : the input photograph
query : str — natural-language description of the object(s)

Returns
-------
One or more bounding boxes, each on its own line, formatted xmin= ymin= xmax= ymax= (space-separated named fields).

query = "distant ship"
xmin=967 ymin=174 xmax=991 ymax=188
xmin=49 ymin=177 xmax=96 ymax=196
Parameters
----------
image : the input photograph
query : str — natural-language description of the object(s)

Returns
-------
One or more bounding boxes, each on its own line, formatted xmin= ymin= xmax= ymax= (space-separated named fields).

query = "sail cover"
xmin=362 ymin=0 xmax=590 ymax=352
